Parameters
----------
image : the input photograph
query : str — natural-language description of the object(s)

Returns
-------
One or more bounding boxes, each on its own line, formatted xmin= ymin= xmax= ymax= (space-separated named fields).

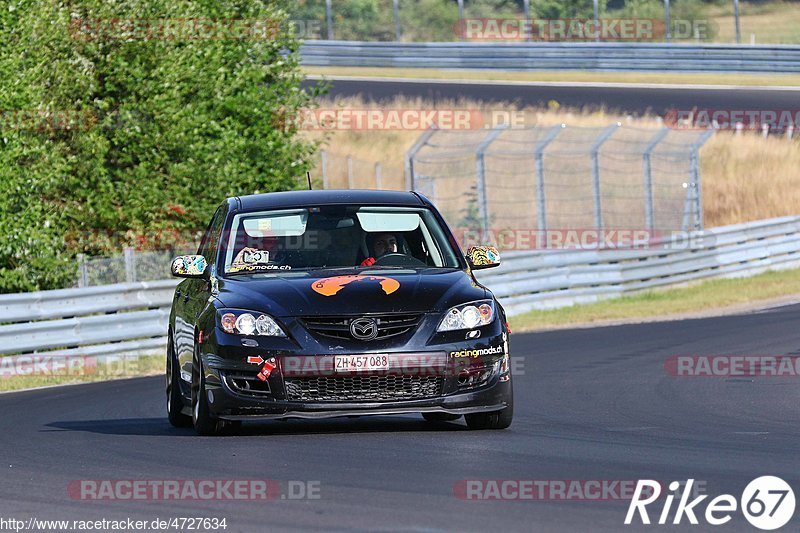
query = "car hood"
xmin=214 ymin=268 xmax=486 ymax=317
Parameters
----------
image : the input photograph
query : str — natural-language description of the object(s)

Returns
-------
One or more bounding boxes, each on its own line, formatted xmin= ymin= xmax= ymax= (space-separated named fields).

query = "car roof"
xmin=233 ymin=189 xmax=427 ymax=211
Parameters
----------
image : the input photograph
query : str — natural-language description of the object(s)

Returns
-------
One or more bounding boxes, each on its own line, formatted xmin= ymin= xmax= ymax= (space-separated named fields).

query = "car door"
xmin=176 ymin=205 xmax=226 ymax=380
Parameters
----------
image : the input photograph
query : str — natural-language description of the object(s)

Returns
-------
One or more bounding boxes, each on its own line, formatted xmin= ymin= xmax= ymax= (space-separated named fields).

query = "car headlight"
xmin=219 ymin=310 xmax=286 ymax=337
xmin=437 ymin=300 xmax=495 ymax=332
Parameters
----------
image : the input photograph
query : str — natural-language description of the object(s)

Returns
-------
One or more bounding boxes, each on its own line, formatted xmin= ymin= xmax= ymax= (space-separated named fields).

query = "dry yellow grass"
xmin=304 ymin=96 xmax=800 ymax=227
xmin=708 ymin=1 xmax=800 ymax=44
xmin=701 ymin=132 xmax=800 ymax=226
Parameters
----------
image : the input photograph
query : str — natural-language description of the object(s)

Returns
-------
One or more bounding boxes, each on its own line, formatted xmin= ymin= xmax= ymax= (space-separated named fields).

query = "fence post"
xmin=523 ymin=0 xmax=530 ymax=40
xmin=347 ymin=156 xmax=354 ymax=189
xmin=589 ymin=124 xmax=619 ymax=232
xmin=683 ymin=130 xmax=714 ymax=231
xmin=393 ymin=0 xmax=401 ymax=41
xmin=77 ymin=254 xmax=88 ymax=288
xmin=664 ymin=0 xmax=671 ymax=42
xmin=405 ymin=126 xmax=437 ymax=191
xmin=457 ymin=0 xmax=464 ymax=41
xmin=123 ymin=247 xmax=136 ymax=284
xmin=534 ymin=124 xmax=564 ymax=233
xmin=375 ymin=162 xmax=382 ymax=189
xmin=642 ymin=128 xmax=670 ymax=232
xmin=593 ymin=0 xmax=600 ymax=42
xmin=321 ymin=150 xmax=329 ymax=189
xmin=325 ymin=0 xmax=334 ymax=40
xmin=733 ymin=0 xmax=741 ymax=44
xmin=475 ymin=125 xmax=507 ymax=235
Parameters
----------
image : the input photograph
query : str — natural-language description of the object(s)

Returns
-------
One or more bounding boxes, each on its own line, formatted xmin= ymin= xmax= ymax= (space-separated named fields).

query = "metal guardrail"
xmin=474 ymin=216 xmax=800 ymax=315
xmin=300 ymin=41 xmax=800 ymax=73
xmin=1 ymin=216 xmax=799 ymax=359
xmin=0 ymin=280 xmax=178 ymax=357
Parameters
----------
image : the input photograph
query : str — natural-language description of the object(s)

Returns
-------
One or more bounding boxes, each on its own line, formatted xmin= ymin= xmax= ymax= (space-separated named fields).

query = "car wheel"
xmin=191 ymin=351 xmax=225 ymax=436
xmin=422 ymin=413 xmax=461 ymax=422
xmin=166 ymin=335 xmax=191 ymax=428
xmin=465 ymin=385 xmax=514 ymax=430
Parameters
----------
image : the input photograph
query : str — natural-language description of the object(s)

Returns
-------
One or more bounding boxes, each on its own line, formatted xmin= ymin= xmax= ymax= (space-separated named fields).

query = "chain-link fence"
xmin=407 ymin=124 xmax=713 ymax=237
xmin=76 ymin=249 xmax=185 ymax=287
xmin=289 ymin=1 xmax=788 ymax=44
xmin=316 ymin=151 xmax=404 ymax=190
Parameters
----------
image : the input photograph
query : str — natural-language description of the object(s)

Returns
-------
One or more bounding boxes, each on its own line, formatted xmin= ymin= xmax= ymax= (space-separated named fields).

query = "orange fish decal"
xmin=311 ymin=275 xmax=400 ymax=297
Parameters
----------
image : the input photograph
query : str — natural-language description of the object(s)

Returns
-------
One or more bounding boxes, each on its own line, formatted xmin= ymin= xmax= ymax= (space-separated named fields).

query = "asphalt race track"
xmin=2 ymin=304 xmax=799 ymax=532
xmin=302 ymin=77 xmax=800 ymax=116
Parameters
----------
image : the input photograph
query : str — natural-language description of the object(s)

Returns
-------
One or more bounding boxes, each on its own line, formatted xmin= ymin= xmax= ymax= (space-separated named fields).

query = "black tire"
xmin=191 ymin=351 xmax=225 ymax=436
xmin=465 ymin=387 xmax=514 ymax=430
xmin=422 ymin=412 xmax=461 ymax=422
xmin=166 ymin=335 xmax=191 ymax=428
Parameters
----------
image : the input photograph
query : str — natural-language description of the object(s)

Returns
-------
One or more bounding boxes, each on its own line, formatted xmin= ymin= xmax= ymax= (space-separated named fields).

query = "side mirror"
xmin=171 ymin=255 xmax=209 ymax=278
xmin=466 ymin=246 xmax=501 ymax=270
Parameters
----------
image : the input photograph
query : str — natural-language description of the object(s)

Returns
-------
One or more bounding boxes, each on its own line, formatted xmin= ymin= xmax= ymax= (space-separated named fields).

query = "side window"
xmin=206 ymin=206 xmax=227 ymax=266
xmin=197 ymin=206 xmax=224 ymax=262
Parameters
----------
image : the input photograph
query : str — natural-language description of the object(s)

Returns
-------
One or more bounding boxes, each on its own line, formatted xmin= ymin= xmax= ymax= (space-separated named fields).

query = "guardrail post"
xmin=534 ymin=124 xmax=564 ymax=233
xmin=642 ymin=128 xmax=670 ymax=232
xmin=405 ymin=126 xmax=437 ymax=191
xmin=124 ymin=247 xmax=136 ymax=284
xmin=682 ymin=129 xmax=714 ymax=231
xmin=475 ymin=125 xmax=507 ymax=235
xmin=375 ymin=162 xmax=382 ymax=189
xmin=590 ymin=124 xmax=619 ymax=232
xmin=321 ymin=150 xmax=329 ymax=189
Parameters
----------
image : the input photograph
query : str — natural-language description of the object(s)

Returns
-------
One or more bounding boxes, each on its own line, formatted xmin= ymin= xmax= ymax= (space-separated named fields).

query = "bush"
xmin=0 ymin=0 xmax=322 ymax=292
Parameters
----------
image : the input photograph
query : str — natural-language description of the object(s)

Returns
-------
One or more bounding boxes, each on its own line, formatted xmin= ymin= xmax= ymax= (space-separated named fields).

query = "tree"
xmin=0 ymin=0 xmax=322 ymax=292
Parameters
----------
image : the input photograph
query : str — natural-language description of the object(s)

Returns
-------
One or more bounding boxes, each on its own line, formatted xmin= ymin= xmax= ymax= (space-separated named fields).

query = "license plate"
xmin=334 ymin=354 xmax=389 ymax=373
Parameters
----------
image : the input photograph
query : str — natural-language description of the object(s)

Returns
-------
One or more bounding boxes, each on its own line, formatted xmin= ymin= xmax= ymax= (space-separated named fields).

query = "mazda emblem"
xmin=350 ymin=317 xmax=379 ymax=341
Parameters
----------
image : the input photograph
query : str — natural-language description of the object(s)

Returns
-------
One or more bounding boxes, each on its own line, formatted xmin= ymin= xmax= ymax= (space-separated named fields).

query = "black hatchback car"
xmin=167 ymin=190 xmax=512 ymax=435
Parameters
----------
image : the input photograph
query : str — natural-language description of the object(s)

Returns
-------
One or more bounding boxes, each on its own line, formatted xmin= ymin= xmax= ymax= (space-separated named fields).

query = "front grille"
xmin=301 ymin=313 xmax=423 ymax=341
xmin=284 ymin=375 xmax=443 ymax=402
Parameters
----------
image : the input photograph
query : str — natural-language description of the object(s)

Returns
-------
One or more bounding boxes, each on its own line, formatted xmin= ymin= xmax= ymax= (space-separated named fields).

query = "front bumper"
xmin=207 ymin=376 xmax=512 ymax=421
xmin=198 ymin=321 xmax=512 ymax=421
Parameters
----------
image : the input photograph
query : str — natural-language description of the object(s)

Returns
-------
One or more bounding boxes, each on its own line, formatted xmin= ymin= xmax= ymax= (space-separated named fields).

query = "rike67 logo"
xmin=625 ymin=477 xmax=795 ymax=530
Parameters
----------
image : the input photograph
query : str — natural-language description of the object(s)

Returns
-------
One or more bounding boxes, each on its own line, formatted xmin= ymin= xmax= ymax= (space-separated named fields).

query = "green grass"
xmin=509 ymin=267 xmax=800 ymax=332
xmin=0 ymin=353 xmax=163 ymax=393
xmin=304 ymin=66 xmax=800 ymax=87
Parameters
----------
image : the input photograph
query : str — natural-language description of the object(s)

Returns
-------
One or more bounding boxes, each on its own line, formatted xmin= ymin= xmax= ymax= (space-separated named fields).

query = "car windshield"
xmin=221 ymin=205 xmax=461 ymax=275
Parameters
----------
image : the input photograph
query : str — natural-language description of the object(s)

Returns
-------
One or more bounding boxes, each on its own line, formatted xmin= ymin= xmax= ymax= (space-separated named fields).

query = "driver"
xmin=360 ymin=232 xmax=400 ymax=266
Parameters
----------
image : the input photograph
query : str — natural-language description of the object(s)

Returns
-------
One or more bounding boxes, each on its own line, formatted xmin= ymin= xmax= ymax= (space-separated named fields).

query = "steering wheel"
xmin=372 ymin=252 xmax=426 ymax=267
